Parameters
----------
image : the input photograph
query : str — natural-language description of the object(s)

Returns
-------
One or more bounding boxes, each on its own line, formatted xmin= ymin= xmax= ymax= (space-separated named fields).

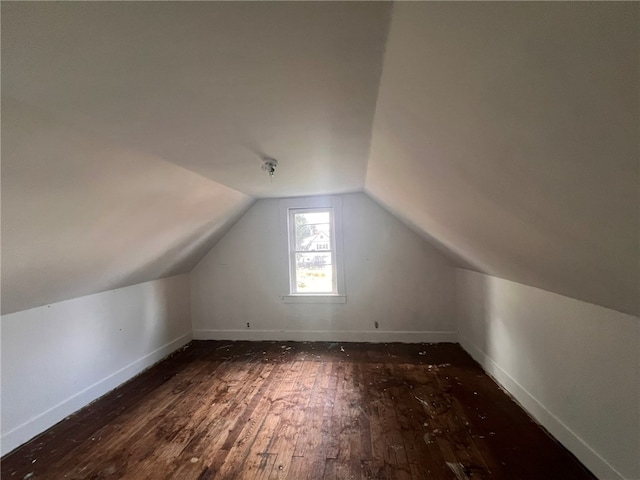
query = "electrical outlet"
xmin=374 ymin=321 xmax=379 ymax=329
xmin=246 ymin=322 xmax=250 ymax=328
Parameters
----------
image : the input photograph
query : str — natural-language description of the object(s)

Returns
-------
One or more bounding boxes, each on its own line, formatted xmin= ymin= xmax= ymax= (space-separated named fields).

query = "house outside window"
xmin=279 ymin=196 xmax=346 ymax=303
xmin=290 ymin=209 xmax=335 ymax=293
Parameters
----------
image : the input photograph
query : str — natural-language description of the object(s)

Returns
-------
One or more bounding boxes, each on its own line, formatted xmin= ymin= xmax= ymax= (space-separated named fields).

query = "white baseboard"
xmin=458 ymin=334 xmax=624 ymax=480
xmin=1 ymin=332 xmax=192 ymax=457
xmin=192 ymin=329 xmax=457 ymax=343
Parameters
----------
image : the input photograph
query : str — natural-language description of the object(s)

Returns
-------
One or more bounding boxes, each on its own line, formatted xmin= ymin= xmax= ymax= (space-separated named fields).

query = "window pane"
xmin=295 ymin=252 xmax=333 ymax=293
xmin=294 ymin=211 xmax=331 ymax=251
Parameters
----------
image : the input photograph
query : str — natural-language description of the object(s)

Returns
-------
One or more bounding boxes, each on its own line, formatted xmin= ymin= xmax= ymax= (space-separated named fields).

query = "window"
xmin=280 ymin=196 xmax=345 ymax=303
xmin=289 ymin=208 xmax=335 ymax=293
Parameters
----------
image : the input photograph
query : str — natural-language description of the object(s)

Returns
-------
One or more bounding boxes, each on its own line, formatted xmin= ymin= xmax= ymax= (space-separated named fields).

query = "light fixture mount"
xmin=261 ymin=156 xmax=278 ymax=178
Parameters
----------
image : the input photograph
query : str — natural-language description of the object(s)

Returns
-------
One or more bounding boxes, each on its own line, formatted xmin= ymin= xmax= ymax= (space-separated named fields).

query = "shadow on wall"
xmin=456 ymin=269 xmax=640 ymax=480
xmin=141 ymin=280 xmax=170 ymax=348
xmin=131 ymin=201 xmax=254 ymax=285
xmin=469 ymin=275 xmax=552 ymax=402
xmin=1 ymin=98 xmax=252 ymax=315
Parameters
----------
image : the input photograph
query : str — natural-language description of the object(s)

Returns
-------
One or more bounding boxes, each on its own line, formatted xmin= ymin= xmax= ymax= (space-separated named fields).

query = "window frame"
xmin=279 ymin=196 xmax=346 ymax=304
xmin=288 ymin=207 xmax=336 ymax=294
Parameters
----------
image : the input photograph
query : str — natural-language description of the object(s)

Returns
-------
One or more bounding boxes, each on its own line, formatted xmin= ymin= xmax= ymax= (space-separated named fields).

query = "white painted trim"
xmin=1 ymin=332 xmax=192 ymax=456
xmin=458 ymin=334 xmax=624 ymax=480
xmin=281 ymin=295 xmax=346 ymax=304
xmin=279 ymin=195 xmax=347 ymax=297
xmin=193 ymin=329 xmax=457 ymax=343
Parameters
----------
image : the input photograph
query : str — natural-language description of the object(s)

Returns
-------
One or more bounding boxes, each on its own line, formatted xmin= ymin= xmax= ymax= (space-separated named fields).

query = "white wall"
xmin=191 ymin=193 xmax=456 ymax=343
xmin=456 ymin=269 xmax=640 ymax=480
xmin=0 ymin=274 xmax=192 ymax=456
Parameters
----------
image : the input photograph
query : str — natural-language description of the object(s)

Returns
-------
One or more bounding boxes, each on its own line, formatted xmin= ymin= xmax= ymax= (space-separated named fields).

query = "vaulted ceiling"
xmin=366 ymin=2 xmax=639 ymax=316
xmin=2 ymin=2 xmax=638 ymax=316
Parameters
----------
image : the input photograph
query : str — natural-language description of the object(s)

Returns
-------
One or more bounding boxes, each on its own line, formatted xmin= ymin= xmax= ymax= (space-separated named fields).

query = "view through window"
xmin=289 ymin=208 xmax=336 ymax=294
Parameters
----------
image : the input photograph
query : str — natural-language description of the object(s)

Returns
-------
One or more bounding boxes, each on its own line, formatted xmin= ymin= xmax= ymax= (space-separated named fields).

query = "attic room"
xmin=1 ymin=1 xmax=638 ymax=479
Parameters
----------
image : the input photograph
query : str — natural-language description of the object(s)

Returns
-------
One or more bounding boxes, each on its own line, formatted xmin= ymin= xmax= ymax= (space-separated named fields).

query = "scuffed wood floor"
xmin=2 ymin=341 xmax=596 ymax=479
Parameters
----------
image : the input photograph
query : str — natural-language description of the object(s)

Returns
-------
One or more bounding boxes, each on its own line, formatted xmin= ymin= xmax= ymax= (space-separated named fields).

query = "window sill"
xmin=281 ymin=295 xmax=346 ymax=304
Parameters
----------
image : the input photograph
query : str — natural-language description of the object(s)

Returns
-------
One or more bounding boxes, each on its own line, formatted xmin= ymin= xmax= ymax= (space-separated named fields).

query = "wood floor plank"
xmin=291 ymin=360 xmax=325 ymax=459
xmin=266 ymin=359 xmax=310 ymax=479
xmin=52 ymin=357 xmax=229 ymax=479
xmin=132 ymin=361 xmax=256 ymax=478
xmin=233 ymin=356 xmax=309 ymax=479
xmin=135 ymin=357 xmax=269 ymax=479
xmin=334 ymin=361 xmax=362 ymax=480
xmin=214 ymin=362 xmax=286 ymax=479
xmin=385 ymin=365 xmax=442 ymax=479
xmin=2 ymin=341 xmax=597 ymax=480
xmin=321 ymin=458 xmax=337 ymax=480
xmin=284 ymin=455 xmax=306 ymax=480
xmin=168 ymin=360 xmax=275 ymax=479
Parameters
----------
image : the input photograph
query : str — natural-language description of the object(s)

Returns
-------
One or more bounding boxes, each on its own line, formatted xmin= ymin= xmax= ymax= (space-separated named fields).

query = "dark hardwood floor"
xmin=2 ymin=341 xmax=596 ymax=480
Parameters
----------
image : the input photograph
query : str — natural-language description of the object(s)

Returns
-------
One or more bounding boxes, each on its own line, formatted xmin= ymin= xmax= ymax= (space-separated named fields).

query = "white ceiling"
xmin=2 ymin=2 xmax=638 ymax=316
xmin=3 ymin=1 xmax=392 ymax=198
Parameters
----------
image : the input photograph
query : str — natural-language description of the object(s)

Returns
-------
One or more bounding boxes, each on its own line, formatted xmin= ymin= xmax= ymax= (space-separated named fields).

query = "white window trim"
xmin=288 ymin=206 xmax=337 ymax=294
xmin=281 ymin=294 xmax=346 ymax=304
xmin=279 ymin=196 xmax=346 ymax=304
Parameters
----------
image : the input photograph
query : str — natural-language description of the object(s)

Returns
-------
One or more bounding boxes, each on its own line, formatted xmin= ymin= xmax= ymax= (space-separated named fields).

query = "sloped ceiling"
xmin=2 ymin=2 xmax=638 ymax=317
xmin=1 ymin=1 xmax=392 ymax=314
xmin=2 ymin=97 xmax=253 ymax=314
xmin=366 ymin=2 xmax=639 ymax=316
